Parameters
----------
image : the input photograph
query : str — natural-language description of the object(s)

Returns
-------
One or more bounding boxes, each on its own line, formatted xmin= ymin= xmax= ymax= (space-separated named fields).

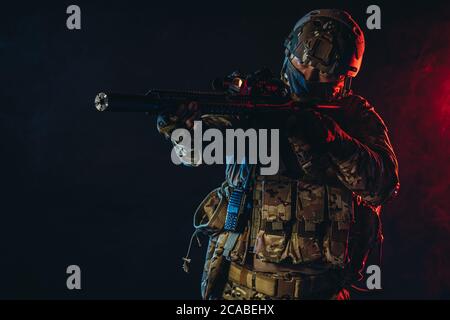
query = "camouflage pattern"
xmin=329 ymin=95 xmax=400 ymax=206
xmin=193 ymin=182 xmax=229 ymax=235
xmin=200 ymin=232 xmax=228 ymax=299
xmin=222 ymin=263 xmax=349 ymax=300
xmin=223 ymin=281 xmax=270 ymax=300
xmin=222 ymin=281 xmax=349 ymax=300
xmin=158 ymin=93 xmax=399 ymax=299
xmin=254 ymin=176 xmax=293 ymax=263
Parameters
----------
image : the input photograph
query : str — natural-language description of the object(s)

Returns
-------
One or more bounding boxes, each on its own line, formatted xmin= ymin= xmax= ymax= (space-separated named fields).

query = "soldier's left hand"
xmin=296 ymin=109 xmax=344 ymax=149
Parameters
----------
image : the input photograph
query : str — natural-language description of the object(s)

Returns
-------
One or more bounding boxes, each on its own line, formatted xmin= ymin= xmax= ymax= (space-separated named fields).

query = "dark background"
xmin=1 ymin=0 xmax=449 ymax=299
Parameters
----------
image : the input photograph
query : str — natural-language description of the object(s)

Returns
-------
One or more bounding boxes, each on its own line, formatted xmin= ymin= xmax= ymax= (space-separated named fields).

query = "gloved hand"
xmin=156 ymin=101 xmax=200 ymax=138
xmin=291 ymin=108 xmax=355 ymax=158
xmin=293 ymin=109 xmax=338 ymax=144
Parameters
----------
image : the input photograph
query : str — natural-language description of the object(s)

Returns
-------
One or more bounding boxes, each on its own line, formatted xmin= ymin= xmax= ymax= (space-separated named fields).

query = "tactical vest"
xmin=193 ymin=171 xmax=357 ymax=299
xmin=189 ymin=96 xmax=389 ymax=299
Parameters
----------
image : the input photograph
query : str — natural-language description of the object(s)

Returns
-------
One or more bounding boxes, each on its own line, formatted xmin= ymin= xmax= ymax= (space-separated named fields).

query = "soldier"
xmin=157 ymin=9 xmax=399 ymax=300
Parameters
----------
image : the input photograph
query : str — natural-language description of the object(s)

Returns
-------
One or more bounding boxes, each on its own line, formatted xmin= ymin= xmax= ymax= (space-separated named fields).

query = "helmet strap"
xmin=342 ymin=76 xmax=352 ymax=97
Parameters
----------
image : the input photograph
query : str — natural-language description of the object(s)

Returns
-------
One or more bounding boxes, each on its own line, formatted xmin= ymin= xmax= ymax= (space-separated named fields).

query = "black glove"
xmin=156 ymin=102 xmax=200 ymax=138
xmin=294 ymin=110 xmax=336 ymax=144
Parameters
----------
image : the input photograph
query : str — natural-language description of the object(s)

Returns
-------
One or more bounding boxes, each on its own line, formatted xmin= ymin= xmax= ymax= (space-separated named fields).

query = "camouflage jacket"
xmin=157 ymin=94 xmax=399 ymax=298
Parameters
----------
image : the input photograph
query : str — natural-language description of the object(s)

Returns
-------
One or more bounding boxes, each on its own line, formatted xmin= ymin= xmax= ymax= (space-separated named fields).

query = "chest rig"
xmin=192 ymin=166 xmax=354 ymax=299
xmin=249 ymin=174 xmax=353 ymax=267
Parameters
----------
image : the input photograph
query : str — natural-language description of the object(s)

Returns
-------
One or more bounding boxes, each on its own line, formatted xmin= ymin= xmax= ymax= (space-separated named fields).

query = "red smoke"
xmin=376 ymin=19 xmax=450 ymax=297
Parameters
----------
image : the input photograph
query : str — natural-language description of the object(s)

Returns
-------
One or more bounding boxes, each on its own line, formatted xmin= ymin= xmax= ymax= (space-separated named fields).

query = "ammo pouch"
xmin=253 ymin=175 xmax=296 ymax=263
xmin=193 ymin=180 xmax=251 ymax=261
xmin=252 ymin=177 xmax=354 ymax=266
xmin=195 ymin=182 xmax=250 ymax=299
xmin=345 ymin=202 xmax=382 ymax=282
xmin=323 ymin=186 xmax=353 ymax=266
xmin=193 ymin=182 xmax=230 ymax=235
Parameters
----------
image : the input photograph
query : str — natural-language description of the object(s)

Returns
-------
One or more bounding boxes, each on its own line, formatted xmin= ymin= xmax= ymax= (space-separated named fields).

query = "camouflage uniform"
xmin=156 ymin=9 xmax=399 ymax=300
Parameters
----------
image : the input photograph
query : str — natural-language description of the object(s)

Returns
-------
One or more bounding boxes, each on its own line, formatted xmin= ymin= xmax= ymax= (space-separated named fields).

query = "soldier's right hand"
xmin=156 ymin=101 xmax=200 ymax=138
xmin=174 ymin=101 xmax=200 ymax=130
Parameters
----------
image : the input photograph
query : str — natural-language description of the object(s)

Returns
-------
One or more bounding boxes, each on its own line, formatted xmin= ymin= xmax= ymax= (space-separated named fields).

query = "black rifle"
xmin=94 ymin=71 xmax=342 ymax=114
xmin=94 ymin=90 xmax=343 ymax=114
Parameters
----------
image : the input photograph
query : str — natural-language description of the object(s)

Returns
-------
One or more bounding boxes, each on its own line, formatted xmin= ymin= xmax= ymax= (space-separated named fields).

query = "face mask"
xmin=283 ymin=58 xmax=337 ymax=100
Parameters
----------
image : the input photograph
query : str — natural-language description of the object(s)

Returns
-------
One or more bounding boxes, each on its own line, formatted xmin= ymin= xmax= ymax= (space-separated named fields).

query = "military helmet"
xmin=284 ymin=9 xmax=365 ymax=78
